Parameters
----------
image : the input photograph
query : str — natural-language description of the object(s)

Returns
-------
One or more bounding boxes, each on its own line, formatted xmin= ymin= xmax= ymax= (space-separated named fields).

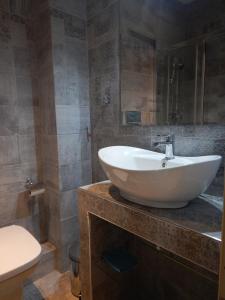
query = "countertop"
xmin=78 ymin=181 xmax=223 ymax=276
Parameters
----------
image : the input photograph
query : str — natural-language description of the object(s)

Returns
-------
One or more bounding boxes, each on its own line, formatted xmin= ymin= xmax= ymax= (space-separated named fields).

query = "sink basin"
xmin=98 ymin=146 xmax=222 ymax=208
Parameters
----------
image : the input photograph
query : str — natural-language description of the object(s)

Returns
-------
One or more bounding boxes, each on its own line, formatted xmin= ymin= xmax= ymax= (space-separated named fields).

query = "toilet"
xmin=0 ymin=225 xmax=41 ymax=300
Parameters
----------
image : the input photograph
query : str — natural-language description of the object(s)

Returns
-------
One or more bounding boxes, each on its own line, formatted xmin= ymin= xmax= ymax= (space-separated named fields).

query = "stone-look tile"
xmin=87 ymin=0 xmax=119 ymax=180
xmin=89 ymin=70 xmax=119 ymax=106
xmin=121 ymin=39 xmax=155 ymax=75
xmin=90 ymin=86 xmax=118 ymax=130
xmin=78 ymin=182 xmax=221 ymax=299
xmin=0 ymin=71 xmax=16 ymax=105
xmin=57 ymin=134 xmax=82 ymax=165
xmin=87 ymin=2 xmax=119 ymax=49
xmin=11 ymin=20 xmax=27 ymax=47
xmin=0 ymin=164 xmax=22 ymax=193
xmin=65 ymin=37 xmax=88 ymax=75
xmin=18 ymin=134 xmax=36 ymax=163
xmin=51 ymin=14 xmax=65 ymax=45
xmin=42 ymin=134 xmax=59 ymax=166
xmin=15 ymin=75 xmax=33 ymax=106
xmin=44 ymin=162 xmax=59 ymax=190
xmin=182 ymin=125 xmax=225 ymax=139
xmin=60 ymin=189 xmax=78 ymax=220
xmin=59 ymin=159 xmax=91 ymax=192
xmin=0 ymin=105 xmax=17 ymax=135
xmin=58 ymin=217 xmax=80 ymax=271
xmin=56 ymin=244 xmax=72 ymax=271
xmin=56 ymin=105 xmax=86 ymax=134
xmin=186 ymin=1 xmax=225 ymax=39
xmin=88 ymin=39 xmax=119 ymax=78
xmin=58 ymin=131 xmax=91 ymax=165
xmin=24 ymin=270 xmax=78 ymax=300
xmin=81 ymin=159 xmax=92 ymax=185
xmin=13 ymin=46 xmax=31 ymax=77
xmin=61 ymin=216 xmax=79 ymax=244
xmin=0 ymin=43 xmax=13 ymax=71
xmin=29 ymin=0 xmax=90 ymax=273
xmin=54 ymin=74 xmax=77 ymax=106
xmin=53 ymin=46 xmax=65 ymax=82
xmin=51 ymin=8 xmax=86 ymax=40
xmin=80 ymin=106 xmax=91 ymax=130
xmin=87 ymin=0 xmax=118 ymax=19
xmin=17 ymin=106 xmax=35 ymax=134
xmin=64 ymin=14 xmax=86 ymax=40
xmin=47 ymin=188 xmax=61 ymax=245
xmin=47 ymin=187 xmax=80 ymax=271
xmin=0 ymin=9 xmax=10 ymax=43
xmin=50 ymin=0 xmax=87 ymax=19
xmin=81 ymin=132 xmax=92 ymax=161
xmin=0 ymin=0 xmax=46 ymax=261
xmin=9 ymin=0 xmax=31 ymax=18
xmin=0 ymin=192 xmax=17 ymax=226
xmin=0 ymin=135 xmax=19 ymax=165
xmin=0 ymin=0 xmax=10 ymax=12
xmin=56 ymin=103 xmax=90 ymax=134
xmin=44 ymin=104 xmax=58 ymax=136
xmin=78 ymin=82 xmax=90 ymax=107
xmin=37 ymin=194 xmax=50 ymax=243
xmin=59 ymin=163 xmax=81 ymax=191
xmin=21 ymin=161 xmax=38 ymax=182
xmin=174 ymin=137 xmax=225 ymax=157
xmin=1 ymin=192 xmax=40 ymax=240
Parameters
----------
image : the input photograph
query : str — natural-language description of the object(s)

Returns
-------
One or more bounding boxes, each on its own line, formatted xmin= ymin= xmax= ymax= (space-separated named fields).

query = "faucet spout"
xmin=153 ymin=135 xmax=175 ymax=165
xmin=165 ymin=143 xmax=174 ymax=160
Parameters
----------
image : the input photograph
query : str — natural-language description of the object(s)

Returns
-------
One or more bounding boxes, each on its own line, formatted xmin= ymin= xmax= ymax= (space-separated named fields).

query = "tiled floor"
xmin=24 ymin=271 xmax=78 ymax=300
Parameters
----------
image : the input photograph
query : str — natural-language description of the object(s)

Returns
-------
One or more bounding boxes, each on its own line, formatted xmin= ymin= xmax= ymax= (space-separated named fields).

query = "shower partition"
xmin=165 ymin=40 xmax=205 ymax=125
xmin=165 ymin=29 xmax=225 ymax=125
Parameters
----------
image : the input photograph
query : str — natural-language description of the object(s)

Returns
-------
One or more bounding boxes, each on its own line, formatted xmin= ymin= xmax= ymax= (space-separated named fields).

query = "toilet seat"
xmin=0 ymin=225 xmax=41 ymax=282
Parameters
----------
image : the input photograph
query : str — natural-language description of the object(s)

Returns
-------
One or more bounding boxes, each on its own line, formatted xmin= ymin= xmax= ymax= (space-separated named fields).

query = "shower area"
xmin=165 ymin=33 xmax=225 ymax=125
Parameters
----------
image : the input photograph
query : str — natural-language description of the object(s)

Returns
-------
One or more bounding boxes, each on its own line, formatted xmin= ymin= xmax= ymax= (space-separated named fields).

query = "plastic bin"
xmin=69 ymin=242 xmax=81 ymax=299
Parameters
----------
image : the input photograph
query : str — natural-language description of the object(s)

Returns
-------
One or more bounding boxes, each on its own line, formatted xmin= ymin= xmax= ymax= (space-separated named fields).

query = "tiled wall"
xmin=29 ymin=0 xmax=91 ymax=270
xmin=0 ymin=1 xmax=40 ymax=238
xmin=49 ymin=0 xmax=91 ymax=270
xmin=186 ymin=0 xmax=225 ymax=39
xmin=120 ymin=0 xmax=186 ymax=125
xmin=186 ymin=0 xmax=225 ymax=124
xmin=87 ymin=0 xmax=225 ymax=195
xmin=0 ymin=0 xmax=91 ymax=271
xmin=0 ymin=0 xmax=224 ymax=275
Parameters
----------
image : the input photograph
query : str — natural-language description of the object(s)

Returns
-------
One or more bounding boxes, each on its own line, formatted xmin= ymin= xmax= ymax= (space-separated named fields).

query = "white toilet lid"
xmin=0 ymin=225 xmax=41 ymax=282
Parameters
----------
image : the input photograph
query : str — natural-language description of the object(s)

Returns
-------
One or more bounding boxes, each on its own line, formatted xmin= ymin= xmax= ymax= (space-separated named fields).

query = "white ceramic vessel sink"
xmin=98 ymin=146 xmax=222 ymax=208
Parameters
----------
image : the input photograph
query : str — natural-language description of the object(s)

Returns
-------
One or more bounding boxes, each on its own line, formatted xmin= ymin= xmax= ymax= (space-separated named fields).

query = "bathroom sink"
xmin=98 ymin=146 xmax=222 ymax=208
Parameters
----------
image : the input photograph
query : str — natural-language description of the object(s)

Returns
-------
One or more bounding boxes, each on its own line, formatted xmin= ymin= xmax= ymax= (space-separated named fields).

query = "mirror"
xmin=120 ymin=0 xmax=225 ymax=126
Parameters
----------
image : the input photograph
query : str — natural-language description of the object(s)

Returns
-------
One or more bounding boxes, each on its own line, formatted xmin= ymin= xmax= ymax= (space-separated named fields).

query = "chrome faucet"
xmin=153 ymin=135 xmax=175 ymax=167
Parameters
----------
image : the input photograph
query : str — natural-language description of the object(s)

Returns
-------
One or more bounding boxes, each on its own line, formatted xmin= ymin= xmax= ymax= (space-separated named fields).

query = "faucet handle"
xmin=156 ymin=134 xmax=175 ymax=143
xmin=165 ymin=134 xmax=175 ymax=143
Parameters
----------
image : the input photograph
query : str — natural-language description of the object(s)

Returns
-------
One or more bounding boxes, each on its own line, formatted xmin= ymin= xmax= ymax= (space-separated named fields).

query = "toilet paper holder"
xmin=25 ymin=178 xmax=46 ymax=197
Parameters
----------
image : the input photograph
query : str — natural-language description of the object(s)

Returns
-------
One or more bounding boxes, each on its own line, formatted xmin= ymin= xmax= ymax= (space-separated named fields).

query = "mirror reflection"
xmin=120 ymin=0 xmax=225 ymax=125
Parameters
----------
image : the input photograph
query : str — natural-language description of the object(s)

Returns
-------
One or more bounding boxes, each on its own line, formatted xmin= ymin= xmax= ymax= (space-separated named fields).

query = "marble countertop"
xmin=79 ymin=181 xmax=223 ymax=275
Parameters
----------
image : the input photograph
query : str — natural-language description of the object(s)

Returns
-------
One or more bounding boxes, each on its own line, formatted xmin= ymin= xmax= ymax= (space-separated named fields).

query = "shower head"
xmin=178 ymin=63 xmax=184 ymax=70
xmin=170 ymin=59 xmax=184 ymax=84
xmin=172 ymin=59 xmax=184 ymax=70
